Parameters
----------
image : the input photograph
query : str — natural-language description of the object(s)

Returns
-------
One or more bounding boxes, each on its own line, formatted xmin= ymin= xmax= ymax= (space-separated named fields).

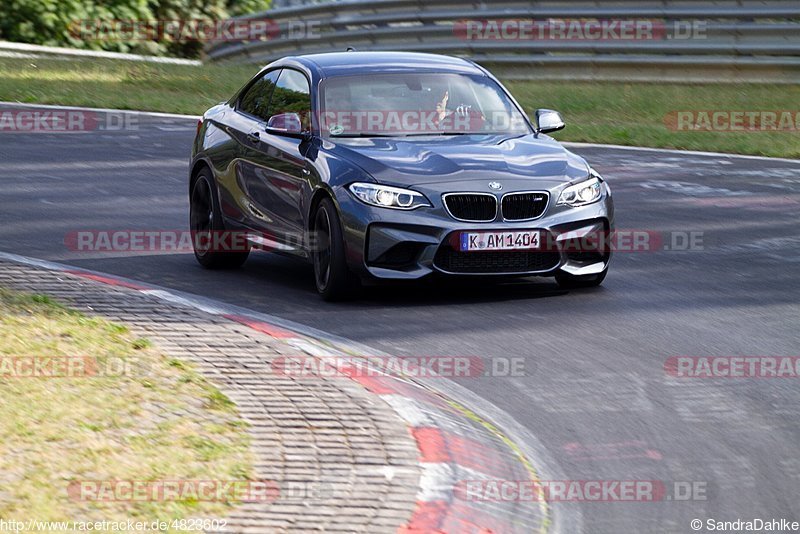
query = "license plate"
xmin=460 ymin=230 xmax=540 ymax=252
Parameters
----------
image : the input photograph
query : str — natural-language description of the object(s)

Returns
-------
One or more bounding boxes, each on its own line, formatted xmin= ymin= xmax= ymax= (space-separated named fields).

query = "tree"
xmin=0 ymin=0 xmax=272 ymax=58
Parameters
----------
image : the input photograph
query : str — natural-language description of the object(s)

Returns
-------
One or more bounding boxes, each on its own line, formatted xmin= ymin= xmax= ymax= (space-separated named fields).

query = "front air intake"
xmin=443 ymin=193 xmax=497 ymax=222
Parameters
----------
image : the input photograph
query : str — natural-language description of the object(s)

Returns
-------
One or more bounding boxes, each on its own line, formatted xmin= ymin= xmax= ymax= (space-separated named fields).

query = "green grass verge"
xmin=507 ymin=80 xmax=800 ymax=159
xmin=0 ymin=57 xmax=254 ymax=115
xmin=0 ymin=56 xmax=797 ymax=158
xmin=0 ymin=288 xmax=253 ymax=532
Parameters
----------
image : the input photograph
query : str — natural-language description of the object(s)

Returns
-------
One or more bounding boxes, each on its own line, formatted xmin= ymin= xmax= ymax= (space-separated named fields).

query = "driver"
xmin=434 ymin=89 xmax=485 ymax=132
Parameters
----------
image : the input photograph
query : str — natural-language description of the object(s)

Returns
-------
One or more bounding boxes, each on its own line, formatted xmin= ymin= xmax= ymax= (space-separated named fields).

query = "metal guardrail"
xmin=207 ymin=0 xmax=800 ymax=82
xmin=0 ymin=41 xmax=201 ymax=65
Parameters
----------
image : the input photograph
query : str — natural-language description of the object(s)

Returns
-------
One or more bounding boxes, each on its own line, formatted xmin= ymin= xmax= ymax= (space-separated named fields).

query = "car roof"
xmin=286 ymin=51 xmax=486 ymax=79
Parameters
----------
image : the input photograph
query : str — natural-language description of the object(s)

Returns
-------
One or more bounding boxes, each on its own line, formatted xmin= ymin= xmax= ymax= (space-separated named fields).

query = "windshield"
xmin=319 ymin=73 xmax=531 ymax=137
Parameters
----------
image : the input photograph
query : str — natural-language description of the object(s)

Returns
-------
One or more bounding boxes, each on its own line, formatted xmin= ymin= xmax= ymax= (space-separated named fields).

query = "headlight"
xmin=557 ymin=173 xmax=603 ymax=207
xmin=348 ymin=183 xmax=431 ymax=210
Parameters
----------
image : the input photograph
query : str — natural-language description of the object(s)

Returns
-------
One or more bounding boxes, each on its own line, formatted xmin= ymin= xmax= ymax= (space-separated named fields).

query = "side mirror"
xmin=266 ymin=112 xmax=304 ymax=136
xmin=534 ymin=109 xmax=565 ymax=134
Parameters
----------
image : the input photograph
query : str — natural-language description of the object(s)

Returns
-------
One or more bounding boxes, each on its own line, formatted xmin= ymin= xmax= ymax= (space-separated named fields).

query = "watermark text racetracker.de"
xmin=271 ymin=355 xmax=526 ymax=379
xmin=665 ymin=111 xmax=800 ymax=132
xmin=0 ymin=356 xmax=174 ymax=379
xmin=64 ymin=229 xmax=705 ymax=254
xmin=70 ymin=19 xmax=322 ymax=42
xmin=66 ymin=479 xmax=333 ymax=503
xmin=0 ymin=109 xmax=138 ymax=133
xmin=665 ymin=357 xmax=800 ymax=378
xmin=453 ymin=18 xmax=707 ymax=41
xmin=0 ymin=356 xmax=98 ymax=378
xmin=455 ymin=479 xmax=707 ymax=502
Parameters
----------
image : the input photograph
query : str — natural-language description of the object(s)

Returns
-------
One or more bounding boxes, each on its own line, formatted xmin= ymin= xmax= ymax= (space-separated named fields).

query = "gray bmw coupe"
xmin=190 ymin=51 xmax=614 ymax=300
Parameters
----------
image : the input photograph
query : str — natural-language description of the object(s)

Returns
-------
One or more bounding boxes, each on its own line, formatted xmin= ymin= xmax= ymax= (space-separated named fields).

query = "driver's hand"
xmin=436 ymin=91 xmax=449 ymax=122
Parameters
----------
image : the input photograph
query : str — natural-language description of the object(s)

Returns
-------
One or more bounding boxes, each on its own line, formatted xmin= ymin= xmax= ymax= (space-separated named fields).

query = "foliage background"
xmin=0 ymin=0 xmax=272 ymax=58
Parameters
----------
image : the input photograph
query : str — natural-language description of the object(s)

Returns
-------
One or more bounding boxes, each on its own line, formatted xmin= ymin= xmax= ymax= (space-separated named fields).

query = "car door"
xmin=224 ymin=68 xmax=281 ymax=229
xmin=237 ymin=68 xmax=312 ymax=252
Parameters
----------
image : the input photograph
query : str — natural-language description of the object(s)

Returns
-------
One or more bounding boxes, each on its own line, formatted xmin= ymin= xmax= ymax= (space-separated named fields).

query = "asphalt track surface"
xmin=2 ymin=105 xmax=799 ymax=533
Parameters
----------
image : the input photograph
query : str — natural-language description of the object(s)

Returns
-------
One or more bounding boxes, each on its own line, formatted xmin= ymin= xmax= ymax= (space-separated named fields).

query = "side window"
xmin=267 ymin=69 xmax=312 ymax=130
xmin=238 ymin=69 xmax=281 ymax=121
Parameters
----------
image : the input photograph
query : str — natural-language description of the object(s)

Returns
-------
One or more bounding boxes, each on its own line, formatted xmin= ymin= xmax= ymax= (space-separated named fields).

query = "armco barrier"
xmin=206 ymin=0 xmax=800 ymax=82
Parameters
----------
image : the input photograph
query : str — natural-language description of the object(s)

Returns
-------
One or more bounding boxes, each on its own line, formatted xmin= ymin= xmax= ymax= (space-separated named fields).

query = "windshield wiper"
xmin=330 ymin=132 xmax=478 ymax=138
xmin=329 ymin=133 xmax=401 ymax=138
xmin=495 ymin=133 xmax=529 ymax=144
xmin=401 ymin=132 xmax=474 ymax=137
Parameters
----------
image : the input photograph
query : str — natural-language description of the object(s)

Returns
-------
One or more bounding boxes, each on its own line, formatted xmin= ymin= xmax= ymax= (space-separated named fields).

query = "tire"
xmin=555 ymin=268 xmax=607 ymax=289
xmin=190 ymin=169 xmax=250 ymax=269
xmin=311 ymin=198 xmax=359 ymax=301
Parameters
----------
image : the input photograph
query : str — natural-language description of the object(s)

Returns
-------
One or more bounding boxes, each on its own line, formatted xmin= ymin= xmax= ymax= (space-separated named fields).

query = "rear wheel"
xmin=312 ymin=198 xmax=359 ymax=301
xmin=555 ymin=268 xmax=607 ymax=289
xmin=190 ymin=169 xmax=249 ymax=269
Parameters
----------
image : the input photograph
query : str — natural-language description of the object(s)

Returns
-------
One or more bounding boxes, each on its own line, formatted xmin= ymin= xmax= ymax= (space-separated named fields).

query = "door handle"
xmin=247 ymin=131 xmax=260 ymax=143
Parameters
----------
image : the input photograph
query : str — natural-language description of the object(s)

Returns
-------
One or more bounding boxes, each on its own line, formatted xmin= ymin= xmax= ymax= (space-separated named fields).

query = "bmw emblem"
xmin=488 ymin=182 xmax=503 ymax=191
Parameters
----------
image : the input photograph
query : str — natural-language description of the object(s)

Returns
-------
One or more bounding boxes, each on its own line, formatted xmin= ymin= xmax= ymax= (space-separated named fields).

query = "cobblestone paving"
xmin=0 ymin=260 xmax=420 ymax=533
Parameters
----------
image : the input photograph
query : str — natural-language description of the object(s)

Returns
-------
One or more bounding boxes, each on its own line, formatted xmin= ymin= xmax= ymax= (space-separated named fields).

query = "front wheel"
xmin=555 ymin=268 xmax=607 ymax=289
xmin=311 ymin=198 xmax=359 ymax=301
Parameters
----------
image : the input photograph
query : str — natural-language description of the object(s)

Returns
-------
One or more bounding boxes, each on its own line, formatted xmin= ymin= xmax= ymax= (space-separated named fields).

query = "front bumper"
xmin=335 ymin=179 xmax=615 ymax=280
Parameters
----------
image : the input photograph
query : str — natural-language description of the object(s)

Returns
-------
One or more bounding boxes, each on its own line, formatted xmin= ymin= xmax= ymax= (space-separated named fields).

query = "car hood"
xmin=321 ymin=134 xmax=590 ymax=187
